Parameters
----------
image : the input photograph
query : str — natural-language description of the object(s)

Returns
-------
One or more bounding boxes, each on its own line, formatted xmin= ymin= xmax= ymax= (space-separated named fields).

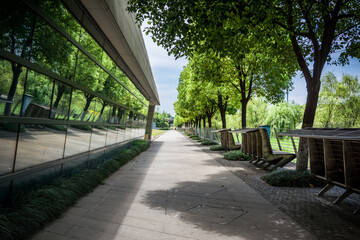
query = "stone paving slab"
xmin=196 ymin=140 xmax=360 ymax=240
xmin=33 ymin=130 xmax=315 ymax=240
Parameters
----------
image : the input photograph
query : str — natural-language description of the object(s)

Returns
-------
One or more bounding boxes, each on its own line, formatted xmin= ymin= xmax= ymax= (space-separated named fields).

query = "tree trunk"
xmin=217 ymin=94 xmax=227 ymax=129
xmin=80 ymin=95 xmax=94 ymax=121
xmin=98 ymin=102 xmax=107 ymax=122
xmin=296 ymin=79 xmax=321 ymax=171
xmin=4 ymin=64 xmax=22 ymax=116
xmin=203 ymin=117 xmax=206 ymax=138
xmin=207 ymin=114 xmax=212 ymax=128
xmin=52 ymin=84 xmax=66 ymax=111
xmin=117 ymin=108 xmax=124 ymax=124
xmin=241 ymin=99 xmax=248 ymax=128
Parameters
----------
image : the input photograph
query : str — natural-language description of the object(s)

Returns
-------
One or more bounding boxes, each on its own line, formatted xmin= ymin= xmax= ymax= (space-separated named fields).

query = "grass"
xmin=201 ymin=139 xmax=219 ymax=145
xmin=261 ymin=169 xmax=326 ymax=188
xmin=0 ymin=140 xmax=149 ymax=240
xmin=210 ymin=145 xmax=226 ymax=151
xmin=224 ymin=150 xmax=252 ymax=161
xmin=152 ymin=129 xmax=167 ymax=137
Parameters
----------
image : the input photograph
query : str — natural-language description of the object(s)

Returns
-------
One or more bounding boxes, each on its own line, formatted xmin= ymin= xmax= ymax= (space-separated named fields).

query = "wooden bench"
xmin=280 ymin=128 xmax=360 ymax=204
xmin=213 ymin=129 xmax=241 ymax=150
xmin=256 ymin=128 xmax=296 ymax=171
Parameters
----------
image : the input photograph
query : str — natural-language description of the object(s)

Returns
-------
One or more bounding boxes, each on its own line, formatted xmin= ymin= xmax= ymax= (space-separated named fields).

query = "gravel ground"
xmin=193 ymin=140 xmax=360 ymax=240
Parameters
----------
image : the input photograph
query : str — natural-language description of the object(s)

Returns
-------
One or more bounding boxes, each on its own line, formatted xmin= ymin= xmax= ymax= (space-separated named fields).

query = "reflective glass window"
xmin=15 ymin=124 xmax=66 ymax=171
xmin=23 ymin=70 xmax=53 ymax=118
xmin=0 ymin=59 xmax=25 ymax=116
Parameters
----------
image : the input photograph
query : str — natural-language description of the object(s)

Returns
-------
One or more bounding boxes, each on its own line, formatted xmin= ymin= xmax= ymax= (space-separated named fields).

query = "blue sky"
xmin=142 ymin=29 xmax=360 ymax=116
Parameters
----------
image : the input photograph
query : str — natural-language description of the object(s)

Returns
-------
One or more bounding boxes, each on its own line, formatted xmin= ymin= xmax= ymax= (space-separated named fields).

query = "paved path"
xmin=33 ymin=130 xmax=315 ymax=240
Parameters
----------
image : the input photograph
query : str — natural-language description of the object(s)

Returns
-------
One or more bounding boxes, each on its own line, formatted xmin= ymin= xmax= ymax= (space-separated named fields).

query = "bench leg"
xmin=354 ymin=207 xmax=360 ymax=214
xmin=317 ymin=184 xmax=334 ymax=197
xmin=262 ymin=163 xmax=272 ymax=170
xmin=253 ymin=159 xmax=262 ymax=166
xmin=257 ymin=161 xmax=267 ymax=168
xmin=333 ymin=190 xmax=352 ymax=205
xmin=249 ymin=157 xmax=256 ymax=163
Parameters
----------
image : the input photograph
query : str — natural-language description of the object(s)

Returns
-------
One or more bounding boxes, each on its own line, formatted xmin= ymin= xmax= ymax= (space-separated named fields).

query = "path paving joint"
xmin=34 ymin=130 xmax=316 ymax=240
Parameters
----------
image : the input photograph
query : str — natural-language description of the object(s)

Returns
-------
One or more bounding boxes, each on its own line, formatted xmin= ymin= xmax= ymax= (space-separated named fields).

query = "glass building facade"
xmin=0 ymin=0 xmax=150 ymax=200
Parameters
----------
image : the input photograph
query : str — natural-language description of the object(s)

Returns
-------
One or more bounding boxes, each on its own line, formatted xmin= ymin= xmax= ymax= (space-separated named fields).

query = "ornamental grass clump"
xmin=201 ymin=139 xmax=219 ymax=145
xmin=190 ymin=135 xmax=200 ymax=140
xmin=0 ymin=140 xmax=149 ymax=240
xmin=210 ymin=145 xmax=226 ymax=151
xmin=261 ymin=169 xmax=326 ymax=188
xmin=224 ymin=150 xmax=252 ymax=161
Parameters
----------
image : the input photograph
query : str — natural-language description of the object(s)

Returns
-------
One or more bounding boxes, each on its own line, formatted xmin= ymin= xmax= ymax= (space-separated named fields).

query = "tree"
xmin=316 ymin=73 xmax=360 ymax=127
xmin=265 ymin=102 xmax=303 ymax=133
xmin=265 ymin=0 xmax=360 ymax=170
xmin=128 ymin=0 xmax=297 ymax=129
xmin=154 ymin=111 xmax=171 ymax=128
xmin=315 ymin=72 xmax=339 ymax=127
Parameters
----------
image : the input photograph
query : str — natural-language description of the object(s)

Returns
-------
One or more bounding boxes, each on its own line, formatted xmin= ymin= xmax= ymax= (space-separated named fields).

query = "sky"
xmin=141 ymin=27 xmax=360 ymax=117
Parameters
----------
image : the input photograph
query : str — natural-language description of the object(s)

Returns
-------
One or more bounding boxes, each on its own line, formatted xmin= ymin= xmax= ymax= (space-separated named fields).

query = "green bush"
xmin=210 ymin=145 xmax=226 ymax=151
xmin=157 ymin=127 xmax=169 ymax=130
xmin=46 ymin=125 xmax=67 ymax=131
xmin=92 ymin=125 xmax=107 ymax=131
xmin=0 ymin=140 xmax=149 ymax=240
xmin=106 ymin=126 xmax=117 ymax=130
xmin=261 ymin=169 xmax=326 ymax=188
xmin=201 ymin=139 xmax=219 ymax=145
xmin=2 ymin=123 xmax=25 ymax=133
xmin=189 ymin=135 xmax=200 ymax=140
xmin=224 ymin=150 xmax=252 ymax=161
xmin=70 ymin=125 xmax=92 ymax=131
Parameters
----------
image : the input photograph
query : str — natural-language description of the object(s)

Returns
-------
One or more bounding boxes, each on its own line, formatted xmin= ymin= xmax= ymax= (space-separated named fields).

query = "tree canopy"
xmin=128 ymin=0 xmax=360 ymax=171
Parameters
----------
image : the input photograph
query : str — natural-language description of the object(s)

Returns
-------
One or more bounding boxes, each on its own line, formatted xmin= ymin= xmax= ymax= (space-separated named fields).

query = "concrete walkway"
xmin=33 ymin=130 xmax=316 ymax=240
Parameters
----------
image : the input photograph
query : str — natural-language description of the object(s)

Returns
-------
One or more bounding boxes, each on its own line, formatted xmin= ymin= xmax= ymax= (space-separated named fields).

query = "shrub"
xmin=92 ymin=125 xmax=107 ymax=131
xmin=189 ymin=135 xmax=200 ymax=140
xmin=2 ymin=123 xmax=25 ymax=133
xmin=201 ymin=139 xmax=219 ymax=145
xmin=0 ymin=140 xmax=149 ymax=240
xmin=261 ymin=169 xmax=326 ymax=188
xmin=70 ymin=125 xmax=92 ymax=131
xmin=46 ymin=125 xmax=67 ymax=131
xmin=224 ymin=150 xmax=252 ymax=161
xmin=210 ymin=145 xmax=226 ymax=151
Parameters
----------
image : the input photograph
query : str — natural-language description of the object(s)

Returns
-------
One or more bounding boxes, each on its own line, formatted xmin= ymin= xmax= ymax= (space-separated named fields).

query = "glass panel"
xmin=87 ymin=97 xmax=103 ymax=123
xmin=105 ymin=126 xmax=117 ymax=146
xmin=23 ymin=70 xmax=53 ymax=118
xmin=31 ymin=17 xmax=76 ymax=79
xmin=64 ymin=125 xmax=91 ymax=157
xmin=15 ymin=124 xmax=66 ymax=171
xmin=69 ymin=90 xmax=88 ymax=121
xmin=90 ymin=127 xmax=106 ymax=150
xmin=116 ymin=126 xmax=126 ymax=143
xmin=51 ymin=82 xmax=71 ymax=120
xmin=0 ymin=123 xmax=18 ymax=175
xmin=0 ymin=59 xmax=26 ymax=116
xmin=38 ymin=0 xmax=80 ymax=40
xmin=0 ymin=1 xmax=35 ymax=59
